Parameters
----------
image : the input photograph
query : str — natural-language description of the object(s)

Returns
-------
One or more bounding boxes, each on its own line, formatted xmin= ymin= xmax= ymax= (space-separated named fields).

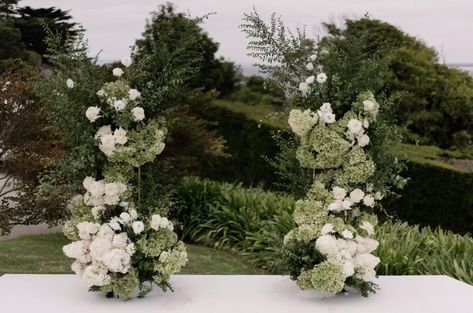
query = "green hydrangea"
xmin=293 ymin=199 xmax=327 ymax=225
xmin=310 ymin=126 xmax=351 ymax=169
xmin=153 ymin=242 xmax=188 ymax=285
xmin=308 ymin=261 xmax=346 ymax=293
xmin=136 ymin=229 xmax=178 ymax=257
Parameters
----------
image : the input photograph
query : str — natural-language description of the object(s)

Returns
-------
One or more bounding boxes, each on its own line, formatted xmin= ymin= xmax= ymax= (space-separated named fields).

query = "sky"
xmin=22 ymin=0 xmax=473 ymax=71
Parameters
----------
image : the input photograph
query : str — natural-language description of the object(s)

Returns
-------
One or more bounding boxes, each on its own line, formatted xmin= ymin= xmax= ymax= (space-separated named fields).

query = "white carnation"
xmin=112 ymin=67 xmax=124 ymax=77
xmin=85 ymin=106 xmax=101 ymax=123
xmin=131 ymin=107 xmax=145 ymax=121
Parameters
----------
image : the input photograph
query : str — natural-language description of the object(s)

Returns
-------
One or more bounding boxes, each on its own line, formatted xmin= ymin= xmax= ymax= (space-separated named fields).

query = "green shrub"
xmin=173 ymin=177 xmax=473 ymax=284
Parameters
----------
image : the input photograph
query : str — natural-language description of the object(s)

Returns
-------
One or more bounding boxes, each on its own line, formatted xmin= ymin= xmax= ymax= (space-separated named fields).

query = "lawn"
xmin=0 ymin=234 xmax=266 ymax=275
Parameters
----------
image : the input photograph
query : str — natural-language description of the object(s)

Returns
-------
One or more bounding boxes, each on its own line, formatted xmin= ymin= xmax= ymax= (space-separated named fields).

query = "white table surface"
xmin=0 ymin=274 xmax=472 ymax=313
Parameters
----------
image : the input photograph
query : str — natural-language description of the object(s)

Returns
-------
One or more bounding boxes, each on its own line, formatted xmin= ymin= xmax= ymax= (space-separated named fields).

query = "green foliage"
xmin=173 ymin=177 xmax=473 ymax=285
xmin=229 ymin=75 xmax=285 ymax=106
xmin=324 ymin=18 xmax=473 ymax=148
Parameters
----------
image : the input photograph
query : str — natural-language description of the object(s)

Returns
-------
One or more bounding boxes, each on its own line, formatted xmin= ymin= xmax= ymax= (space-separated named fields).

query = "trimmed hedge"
xmin=173 ymin=177 xmax=473 ymax=285
xmin=196 ymin=101 xmax=473 ymax=234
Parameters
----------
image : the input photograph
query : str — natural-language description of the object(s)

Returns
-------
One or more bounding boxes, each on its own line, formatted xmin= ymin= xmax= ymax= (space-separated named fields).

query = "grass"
xmin=212 ymin=99 xmax=290 ymax=129
xmin=0 ymin=234 xmax=266 ymax=275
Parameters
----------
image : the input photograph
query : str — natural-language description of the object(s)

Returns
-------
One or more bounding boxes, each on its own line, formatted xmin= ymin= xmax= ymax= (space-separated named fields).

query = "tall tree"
xmin=0 ymin=0 xmax=19 ymax=19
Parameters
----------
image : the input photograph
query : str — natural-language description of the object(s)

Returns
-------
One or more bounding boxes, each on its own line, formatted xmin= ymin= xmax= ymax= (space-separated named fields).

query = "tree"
xmin=322 ymin=18 xmax=473 ymax=148
xmin=0 ymin=0 xmax=19 ymax=19
xmin=134 ymin=3 xmax=239 ymax=95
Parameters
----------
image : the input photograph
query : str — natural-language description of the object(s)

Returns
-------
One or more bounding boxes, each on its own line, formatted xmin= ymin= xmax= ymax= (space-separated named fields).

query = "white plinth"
xmin=1 ymin=275 xmax=472 ymax=313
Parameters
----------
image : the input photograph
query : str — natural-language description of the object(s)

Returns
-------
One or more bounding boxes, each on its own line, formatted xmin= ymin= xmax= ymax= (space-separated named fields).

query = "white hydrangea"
xmin=355 ymin=235 xmax=378 ymax=253
xmin=102 ymin=248 xmax=131 ymax=274
xmin=128 ymin=89 xmax=141 ymax=101
xmin=288 ymin=109 xmax=318 ymax=137
xmin=121 ymin=56 xmax=132 ymax=68
xmin=85 ymin=106 xmax=101 ymax=123
xmin=77 ymin=222 xmax=100 ymax=240
xmin=131 ymin=107 xmax=145 ymax=121
xmin=316 ymin=72 xmax=327 ymax=83
xmin=66 ymin=78 xmax=75 ymax=89
xmin=112 ymin=67 xmax=124 ymax=77
xmin=315 ymin=235 xmax=339 ymax=258
xmin=82 ymin=263 xmax=111 ymax=287
xmin=332 ymin=186 xmax=346 ymax=200
xmin=349 ymin=189 xmax=365 ymax=203
xmin=91 ymin=205 xmax=106 ymax=219
xmin=150 ymin=214 xmax=174 ymax=231
xmin=63 ymin=241 xmax=90 ymax=263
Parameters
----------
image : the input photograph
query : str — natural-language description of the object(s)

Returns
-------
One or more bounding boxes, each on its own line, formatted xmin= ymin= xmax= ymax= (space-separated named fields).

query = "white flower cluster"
xmin=150 ymin=214 xmax=174 ymax=231
xmin=317 ymin=102 xmax=335 ymax=124
xmin=315 ymin=228 xmax=380 ymax=283
xmin=94 ymin=126 xmax=128 ymax=156
xmin=83 ymin=176 xmax=128 ymax=207
xmin=63 ymin=222 xmax=136 ymax=288
xmin=327 ymin=186 xmax=379 ymax=212
xmin=299 ymin=53 xmax=327 ymax=95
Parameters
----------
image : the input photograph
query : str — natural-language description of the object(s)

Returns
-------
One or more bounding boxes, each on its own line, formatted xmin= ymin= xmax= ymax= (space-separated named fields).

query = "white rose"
xmin=350 ymin=189 xmax=365 ymax=203
xmin=131 ymin=107 xmax=145 ymax=121
xmin=363 ymin=195 xmax=375 ymax=207
xmin=298 ymin=82 xmax=310 ymax=95
xmin=316 ymin=72 xmax=327 ymax=83
xmin=305 ymin=75 xmax=315 ymax=84
xmin=321 ymin=223 xmax=334 ymax=235
xmin=120 ymin=56 xmax=132 ymax=67
xmin=66 ymin=78 xmax=75 ymax=89
xmin=132 ymin=221 xmax=145 ymax=234
xmin=113 ymin=128 xmax=128 ymax=145
xmin=358 ymin=134 xmax=370 ymax=147
xmin=347 ymin=119 xmax=363 ymax=135
xmin=128 ymin=89 xmax=141 ymax=100
xmin=306 ymin=62 xmax=314 ymax=70
xmin=332 ymin=186 xmax=346 ymax=200
xmin=112 ymin=67 xmax=124 ymax=77
xmin=85 ymin=106 xmax=101 ymax=123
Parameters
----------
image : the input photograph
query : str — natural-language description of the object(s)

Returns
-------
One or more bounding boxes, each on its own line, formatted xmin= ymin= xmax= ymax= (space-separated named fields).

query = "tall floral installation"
xmin=62 ymin=57 xmax=188 ymax=300
xmin=242 ymin=10 xmax=405 ymax=297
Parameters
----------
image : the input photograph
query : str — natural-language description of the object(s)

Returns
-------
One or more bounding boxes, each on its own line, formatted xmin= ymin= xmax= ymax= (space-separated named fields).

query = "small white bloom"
xmin=342 ymin=198 xmax=352 ymax=210
xmin=132 ymin=221 xmax=145 ymax=234
xmin=306 ymin=62 xmax=314 ymax=70
xmin=128 ymin=89 xmax=141 ymax=101
xmin=66 ymin=79 xmax=75 ymax=89
xmin=363 ymin=119 xmax=370 ymax=129
xmin=119 ymin=212 xmax=131 ymax=224
xmin=95 ymin=125 xmax=112 ymax=139
xmin=363 ymin=195 xmax=375 ymax=207
xmin=347 ymin=119 xmax=364 ymax=135
xmin=91 ymin=205 xmax=106 ymax=219
xmin=129 ymin=209 xmax=138 ymax=220
xmin=342 ymin=230 xmax=354 ymax=239
xmin=120 ymin=56 xmax=132 ymax=67
xmin=113 ymin=128 xmax=128 ymax=145
xmin=315 ymin=235 xmax=338 ymax=257
xmin=112 ymin=99 xmax=127 ymax=111
xmin=350 ymin=189 xmax=365 ymax=203
xmin=305 ymin=75 xmax=315 ymax=84
xmin=131 ymin=107 xmax=145 ymax=121
xmin=309 ymin=54 xmax=317 ymax=61
xmin=99 ymin=134 xmax=116 ymax=156
xmin=327 ymin=201 xmax=342 ymax=212
xmin=360 ymin=221 xmax=375 ymax=236
xmin=358 ymin=134 xmax=370 ymax=147
xmin=363 ymin=99 xmax=376 ymax=112
xmin=96 ymin=89 xmax=106 ymax=97
xmin=150 ymin=214 xmax=174 ymax=231
xmin=298 ymin=82 xmax=310 ymax=95
xmin=316 ymin=72 xmax=327 ymax=83
xmin=317 ymin=103 xmax=336 ymax=124
xmin=112 ymin=67 xmax=124 ymax=77
xmin=332 ymin=186 xmax=347 ymax=200
xmin=85 ymin=106 xmax=101 ymax=123
xmin=321 ymin=223 xmax=334 ymax=235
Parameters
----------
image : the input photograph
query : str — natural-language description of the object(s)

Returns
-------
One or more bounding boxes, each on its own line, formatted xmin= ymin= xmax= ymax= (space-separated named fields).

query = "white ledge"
xmin=0 ymin=274 xmax=472 ymax=313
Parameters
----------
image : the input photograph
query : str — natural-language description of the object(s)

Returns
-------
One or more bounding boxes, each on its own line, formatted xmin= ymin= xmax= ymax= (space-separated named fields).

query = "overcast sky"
xmin=22 ymin=0 xmax=473 ymax=68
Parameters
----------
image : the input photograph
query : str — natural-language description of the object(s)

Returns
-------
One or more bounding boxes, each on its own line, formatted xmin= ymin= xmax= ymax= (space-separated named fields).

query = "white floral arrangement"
xmin=283 ymin=52 xmax=385 ymax=296
xmin=62 ymin=58 xmax=187 ymax=300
